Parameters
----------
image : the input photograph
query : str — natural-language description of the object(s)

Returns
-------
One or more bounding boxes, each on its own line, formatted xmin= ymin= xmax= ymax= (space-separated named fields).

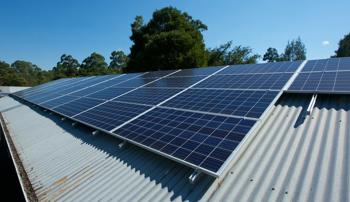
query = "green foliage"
xmin=53 ymin=54 xmax=80 ymax=78
xmin=263 ymin=47 xmax=280 ymax=62
xmin=80 ymin=52 xmax=109 ymax=75
xmin=207 ymin=41 xmax=260 ymax=66
xmin=282 ymin=37 xmax=306 ymax=61
xmin=109 ymin=50 xmax=128 ymax=70
xmin=334 ymin=33 xmax=350 ymax=57
xmin=126 ymin=7 xmax=208 ymax=72
xmin=0 ymin=60 xmax=51 ymax=86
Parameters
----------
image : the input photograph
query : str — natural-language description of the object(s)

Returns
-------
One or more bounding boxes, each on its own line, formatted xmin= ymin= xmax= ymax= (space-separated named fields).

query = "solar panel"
xmin=112 ymin=108 xmax=256 ymax=173
xmin=288 ymin=57 xmax=350 ymax=93
xmin=195 ymin=73 xmax=292 ymax=90
xmin=11 ymin=62 xmax=301 ymax=177
xmin=40 ymin=95 xmax=79 ymax=109
xmin=162 ymin=89 xmax=278 ymax=118
xmin=144 ymin=76 xmax=206 ymax=88
xmin=74 ymin=101 xmax=152 ymax=131
xmin=113 ymin=88 xmax=183 ymax=105
xmin=169 ymin=66 xmax=224 ymax=77
xmin=86 ymin=87 xmax=134 ymax=100
xmin=53 ymin=97 xmax=104 ymax=117
xmin=218 ymin=61 xmax=301 ymax=75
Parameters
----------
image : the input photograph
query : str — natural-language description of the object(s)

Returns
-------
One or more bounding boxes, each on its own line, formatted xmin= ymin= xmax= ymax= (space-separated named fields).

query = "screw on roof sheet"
xmin=285 ymin=191 xmax=288 ymax=194
xmin=272 ymin=188 xmax=275 ymax=191
xmin=250 ymin=179 xmax=253 ymax=182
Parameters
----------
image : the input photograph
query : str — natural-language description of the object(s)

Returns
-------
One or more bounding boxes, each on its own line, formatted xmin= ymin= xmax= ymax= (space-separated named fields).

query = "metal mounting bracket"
xmin=71 ymin=122 xmax=77 ymax=127
xmin=92 ymin=130 xmax=99 ymax=136
xmin=118 ymin=141 xmax=127 ymax=149
xmin=307 ymin=94 xmax=318 ymax=115
xmin=189 ymin=170 xmax=202 ymax=184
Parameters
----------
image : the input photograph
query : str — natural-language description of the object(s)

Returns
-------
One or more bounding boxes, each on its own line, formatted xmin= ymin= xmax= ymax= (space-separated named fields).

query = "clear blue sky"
xmin=1 ymin=0 xmax=349 ymax=69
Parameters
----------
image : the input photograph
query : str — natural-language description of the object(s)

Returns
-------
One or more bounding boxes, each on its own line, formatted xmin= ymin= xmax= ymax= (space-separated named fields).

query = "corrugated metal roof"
xmin=205 ymin=93 xmax=350 ymax=201
xmin=0 ymin=93 xmax=349 ymax=201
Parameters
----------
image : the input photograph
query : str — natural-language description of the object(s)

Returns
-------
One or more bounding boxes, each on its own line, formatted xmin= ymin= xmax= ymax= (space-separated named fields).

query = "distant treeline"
xmin=1 ymin=7 xmax=349 ymax=86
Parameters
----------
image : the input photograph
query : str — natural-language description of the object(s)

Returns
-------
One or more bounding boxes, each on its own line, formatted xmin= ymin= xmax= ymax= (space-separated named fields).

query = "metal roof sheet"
xmin=1 ymin=93 xmax=349 ymax=201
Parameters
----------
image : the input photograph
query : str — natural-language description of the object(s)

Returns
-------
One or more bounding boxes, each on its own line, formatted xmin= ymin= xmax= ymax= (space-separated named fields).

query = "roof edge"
xmin=0 ymin=113 xmax=37 ymax=202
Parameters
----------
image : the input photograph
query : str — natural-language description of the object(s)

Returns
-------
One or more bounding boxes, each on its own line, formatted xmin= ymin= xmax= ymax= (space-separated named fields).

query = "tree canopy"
xmin=109 ymin=50 xmax=128 ymax=70
xmin=263 ymin=47 xmax=280 ymax=62
xmin=282 ymin=37 xmax=306 ymax=61
xmin=334 ymin=33 xmax=350 ymax=57
xmin=80 ymin=52 xmax=109 ymax=75
xmin=207 ymin=41 xmax=260 ymax=66
xmin=263 ymin=38 xmax=307 ymax=62
xmin=126 ymin=7 xmax=208 ymax=72
xmin=53 ymin=54 xmax=80 ymax=78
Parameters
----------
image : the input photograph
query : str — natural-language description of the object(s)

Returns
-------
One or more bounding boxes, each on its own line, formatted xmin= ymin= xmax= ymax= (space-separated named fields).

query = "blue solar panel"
xmin=74 ymin=101 xmax=152 ymax=131
xmin=162 ymin=89 xmax=278 ymax=118
xmin=289 ymin=71 xmax=350 ymax=92
xmin=169 ymin=66 xmax=223 ymax=77
xmin=113 ymin=88 xmax=183 ymax=105
xmin=196 ymin=73 xmax=292 ymax=90
xmin=69 ymin=76 xmax=130 ymax=97
xmin=142 ymin=70 xmax=177 ymax=78
xmin=218 ymin=61 xmax=301 ymax=75
xmin=53 ymin=97 xmax=104 ymax=117
xmin=144 ymin=76 xmax=205 ymax=88
xmin=86 ymin=87 xmax=133 ymax=100
xmin=12 ymin=62 xmax=302 ymax=177
xmin=288 ymin=57 xmax=350 ymax=93
xmin=40 ymin=95 xmax=79 ymax=109
xmin=113 ymin=77 xmax=158 ymax=88
xmin=113 ymin=108 xmax=256 ymax=173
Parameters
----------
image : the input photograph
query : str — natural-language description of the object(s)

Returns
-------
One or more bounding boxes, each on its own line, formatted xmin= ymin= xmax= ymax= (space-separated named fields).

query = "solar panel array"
xmin=12 ymin=61 xmax=301 ymax=177
xmin=288 ymin=57 xmax=350 ymax=93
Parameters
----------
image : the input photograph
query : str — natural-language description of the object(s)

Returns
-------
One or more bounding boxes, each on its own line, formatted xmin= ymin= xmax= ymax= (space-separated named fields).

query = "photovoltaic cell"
xmin=169 ymin=66 xmax=223 ymax=77
xmin=113 ymin=88 xmax=183 ymax=105
xmin=74 ymin=101 xmax=151 ymax=131
xmin=289 ymin=71 xmax=350 ymax=92
xmin=162 ymin=89 xmax=278 ymax=118
xmin=86 ymin=87 xmax=133 ymax=100
xmin=141 ymin=70 xmax=177 ymax=78
xmin=40 ymin=95 xmax=79 ymax=109
xmin=301 ymin=57 xmax=350 ymax=72
xmin=218 ymin=61 xmax=301 ymax=75
xmin=69 ymin=76 xmax=131 ymax=97
xmin=288 ymin=57 xmax=350 ymax=93
xmin=144 ymin=76 xmax=205 ymax=88
xmin=113 ymin=108 xmax=256 ymax=173
xmin=113 ymin=77 xmax=158 ymax=88
xmin=53 ymin=97 xmax=104 ymax=117
xmin=196 ymin=73 xmax=292 ymax=90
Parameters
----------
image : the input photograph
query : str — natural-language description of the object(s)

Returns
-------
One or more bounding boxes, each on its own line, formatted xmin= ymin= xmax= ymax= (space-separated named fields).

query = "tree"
xmin=11 ymin=60 xmax=45 ymax=86
xmin=282 ymin=37 xmax=306 ymax=61
xmin=263 ymin=47 xmax=280 ymax=62
xmin=207 ymin=41 xmax=260 ymax=66
xmin=126 ymin=7 xmax=208 ymax=72
xmin=53 ymin=54 xmax=80 ymax=78
xmin=109 ymin=50 xmax=128 ymax=70
xmin=80 ymin=52 xmax=108 ymax=75
xmin=334 ymin=33 xmax=350 ymax=57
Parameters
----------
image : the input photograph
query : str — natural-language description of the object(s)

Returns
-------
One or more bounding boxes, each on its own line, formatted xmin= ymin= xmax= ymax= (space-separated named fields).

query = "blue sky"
xmin=0 ymin=0 xmax=349 ymax=69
